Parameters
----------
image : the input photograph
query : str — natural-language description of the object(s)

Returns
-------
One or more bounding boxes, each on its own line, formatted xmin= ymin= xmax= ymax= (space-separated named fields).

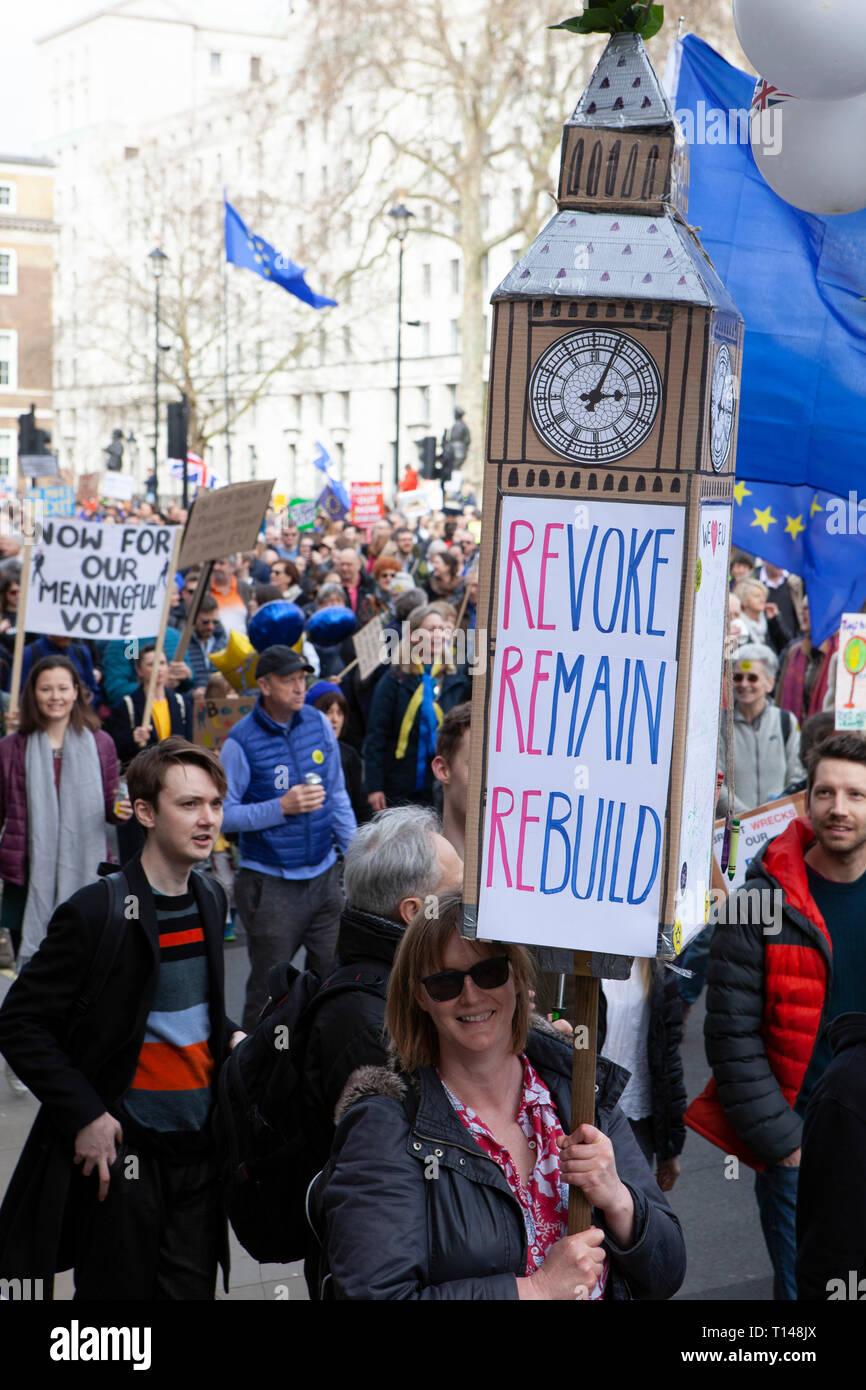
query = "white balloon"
xmin=750 ymin=84 xmax=866 ymax=215
xmin=734 ymin=0 xmax=866 ymax=100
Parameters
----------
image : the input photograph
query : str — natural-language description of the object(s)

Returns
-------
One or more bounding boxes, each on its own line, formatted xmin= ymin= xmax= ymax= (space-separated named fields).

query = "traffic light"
xmin=18 ymin=405 xmax=53 ymax=456
xmin=167 ymin=396 xmax=189 ymax=463
xmin=416 ymin=435 xmax=437 ymax=480
xmin=17 ymin=406 xmax=37 ymax=456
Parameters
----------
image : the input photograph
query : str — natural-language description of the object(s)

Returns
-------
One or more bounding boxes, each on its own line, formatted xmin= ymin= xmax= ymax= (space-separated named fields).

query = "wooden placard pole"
xmin=142 ymin=527 xmax=185 ymax=732
xmin=7 ymin=532 xmax=34 ymax=721
xmin=568 ymin=955 xmax=600 ymax=1236
xmin=174 ymin=559 xmax=214 ymax=663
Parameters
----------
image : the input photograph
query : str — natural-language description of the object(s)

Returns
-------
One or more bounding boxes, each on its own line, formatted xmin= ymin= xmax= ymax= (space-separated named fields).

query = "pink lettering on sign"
xmin=538 ymin=523 xmax=564 ymax=631
xmin=516 ymin=791 xmax=542 ymax=891
xmin=496 ymin=647 xmax=525 ymax=752
xmin=486 ymin=788 xmax=515 ymax=887
xmin=503 ymin=520 xmax=535 ymax=630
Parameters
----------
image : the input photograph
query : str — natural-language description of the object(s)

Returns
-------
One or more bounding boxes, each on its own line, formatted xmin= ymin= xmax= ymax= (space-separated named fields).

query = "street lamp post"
xmin=388 ymin=202 xmax=414 ymax=496
xmin=147 ymin=246 xmax=168 ymax=502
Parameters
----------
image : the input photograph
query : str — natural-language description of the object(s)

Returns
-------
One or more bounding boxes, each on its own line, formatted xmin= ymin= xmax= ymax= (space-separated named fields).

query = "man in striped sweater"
xmin=0 ymin=738 xmax=245 ymax=1299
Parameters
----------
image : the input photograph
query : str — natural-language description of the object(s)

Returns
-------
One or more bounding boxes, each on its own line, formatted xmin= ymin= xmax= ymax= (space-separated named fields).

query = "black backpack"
xmin=213 ymin=958 xmax=386 ymax=1265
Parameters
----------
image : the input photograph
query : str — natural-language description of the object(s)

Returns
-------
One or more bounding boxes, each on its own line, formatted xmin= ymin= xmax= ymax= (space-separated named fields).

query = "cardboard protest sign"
xmin=25 ymin=519 xmax=179 ymax=639
xmin=354 ymin=615 xmax=385 ymax=681
xmin=712 ymin=792 xmax=806 ymax=895
xmin=76 ymin=471 xmax=100 ymax=502
xmin=350 ymin=481 xmax=384 ymax=529
xmin=462 ymin=29 xmax=743 ymax=965
xmin=178 ymin=479 xmax=275 ymax=569
xmin=193 ymin=696 xmax=256 ymax=751
xmin=834 ymin=612 xmax=866 ymax=729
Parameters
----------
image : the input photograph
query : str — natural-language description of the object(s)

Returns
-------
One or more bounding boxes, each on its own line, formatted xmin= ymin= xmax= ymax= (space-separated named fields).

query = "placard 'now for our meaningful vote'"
xmin=25 ymin=520 xmax=179 ymax=640
xmin=481 ymin=495 xmax=684 ymax=957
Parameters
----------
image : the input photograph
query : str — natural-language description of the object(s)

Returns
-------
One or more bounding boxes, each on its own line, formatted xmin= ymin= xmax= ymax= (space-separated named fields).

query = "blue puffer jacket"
xmin=222 ymin=698 xmax=351 ymax=870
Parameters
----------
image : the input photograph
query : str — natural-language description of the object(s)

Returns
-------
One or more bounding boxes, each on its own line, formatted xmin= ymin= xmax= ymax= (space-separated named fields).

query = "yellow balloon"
xmin=210 ymin=631 xmax=260 ymax=692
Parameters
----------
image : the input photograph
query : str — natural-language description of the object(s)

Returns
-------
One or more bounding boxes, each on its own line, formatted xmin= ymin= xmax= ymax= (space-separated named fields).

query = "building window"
xmin=343 ymin=326 xmax=352 ymax=357
xmin=124 ymin=146 xmax=139 ymax=160
xmin=295 ymin=171 xmax=305 ymax=201
xmin=450 ymin=319 xmax=460 ymax=353
xmin=210 ymin=52 xmax=221 ymax=75
xmin=317 ymin=393 xmax=325 ymax=426
xmin=0 ymin=430 xmax=15 ymax=479
xmin=341 ymin=391 xmax=350 ymax=423
xmin=481 ymin=252 xmax=488 ymax=286
xmin=421 ymin=322 xmax=431 ymax=356
xmin=334 ymin=440 xmax=345 ymax=474
xmin=447 ymin=383 xmax=458 ymax=413
xmin=450 ymin=259 xmax=460 ymax=295
xmin=0 ymin=250 xmax=17 ymax=295
xmin=296 ymin=118 xmax=306 ymax=150
xmin=422 ymin=262 xmax=431 ymax=296
xmin=418 ymin=385 xmax=431 ymax=420
xmin=250 ymin=55 xmax=262 ymax=82
xmin=0 ymin=331 xmax=17 ymax=391
xmin=318 ymin=328 xmax=326 ymax=365
xmin=0 ymin=183 xmax=16 ymax=213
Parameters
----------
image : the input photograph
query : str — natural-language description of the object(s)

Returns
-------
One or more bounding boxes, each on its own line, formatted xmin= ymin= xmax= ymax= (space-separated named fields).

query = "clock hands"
xmin=580 ymin=344 xmax=622 ymax=413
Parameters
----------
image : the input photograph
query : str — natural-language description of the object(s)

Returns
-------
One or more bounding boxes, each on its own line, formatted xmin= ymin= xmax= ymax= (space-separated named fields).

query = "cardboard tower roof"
xmin=492 ymin=209 xmax=739 ymax=313
xmin=568 ymin=30 xmax=673 ymax=128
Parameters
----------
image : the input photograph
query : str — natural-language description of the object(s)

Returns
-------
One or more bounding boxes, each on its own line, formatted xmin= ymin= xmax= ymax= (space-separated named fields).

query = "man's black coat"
xmin=0 ymin=853 xmax=236 ymax=1289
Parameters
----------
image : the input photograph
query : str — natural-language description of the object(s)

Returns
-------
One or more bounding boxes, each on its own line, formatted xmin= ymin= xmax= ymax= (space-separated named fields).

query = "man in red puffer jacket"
xmin=686 ymin=731 xmax=866 ymax=1300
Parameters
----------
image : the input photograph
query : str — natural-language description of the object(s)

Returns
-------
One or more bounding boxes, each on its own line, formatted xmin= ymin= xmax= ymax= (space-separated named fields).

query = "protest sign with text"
xmin=478 ymin=495 xmax=684 ymax=957
xmin=26 ymin=519 xmax=179 ymax=640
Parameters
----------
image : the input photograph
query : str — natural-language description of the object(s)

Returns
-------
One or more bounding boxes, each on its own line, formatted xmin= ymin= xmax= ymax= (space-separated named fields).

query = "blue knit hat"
xmin=304 ymin=680 xmax=342 ymax=706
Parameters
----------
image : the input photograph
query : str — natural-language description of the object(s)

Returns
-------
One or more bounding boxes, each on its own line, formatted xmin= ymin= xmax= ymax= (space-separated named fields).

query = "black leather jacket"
xmin=309 ymin=1024 xmax=687 ymax=1300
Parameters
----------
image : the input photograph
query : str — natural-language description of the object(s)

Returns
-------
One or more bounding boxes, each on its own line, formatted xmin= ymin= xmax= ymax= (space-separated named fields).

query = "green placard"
xmin=288 ymin=497 xmax=317 ymax=530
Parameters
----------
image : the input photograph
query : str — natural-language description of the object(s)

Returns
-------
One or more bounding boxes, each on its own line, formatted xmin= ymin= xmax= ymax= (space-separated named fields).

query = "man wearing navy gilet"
xmin=221 ymin=645 xmax=357 ymax=1031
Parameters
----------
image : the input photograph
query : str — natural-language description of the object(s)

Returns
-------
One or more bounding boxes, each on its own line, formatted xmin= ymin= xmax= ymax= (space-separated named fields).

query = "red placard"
xmin=350 ymin=481 xmax=384 ymax=530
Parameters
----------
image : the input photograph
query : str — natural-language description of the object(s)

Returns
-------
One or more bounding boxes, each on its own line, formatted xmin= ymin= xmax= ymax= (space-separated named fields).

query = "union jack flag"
xmin=751 ymin=80 xmax=793 ymax=112
xmin=168 ymin=452 xmax=224 ymax=489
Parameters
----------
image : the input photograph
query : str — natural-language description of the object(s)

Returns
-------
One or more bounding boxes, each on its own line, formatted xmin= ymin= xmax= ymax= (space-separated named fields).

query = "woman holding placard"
xmin=0 ymin=656 xmax=132 ymax=977
xmin=308 ymin=894 xmax=686 ymax=1300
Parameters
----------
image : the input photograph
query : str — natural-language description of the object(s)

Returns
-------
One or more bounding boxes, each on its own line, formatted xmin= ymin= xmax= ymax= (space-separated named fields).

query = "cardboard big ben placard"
xmin=464 ymin=31 xmax=744 ymax=962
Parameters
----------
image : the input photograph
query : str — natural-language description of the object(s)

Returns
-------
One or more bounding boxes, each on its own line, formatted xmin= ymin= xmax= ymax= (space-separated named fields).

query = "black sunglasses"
xmin=420 ymin=955 xmax=510 ymax=1003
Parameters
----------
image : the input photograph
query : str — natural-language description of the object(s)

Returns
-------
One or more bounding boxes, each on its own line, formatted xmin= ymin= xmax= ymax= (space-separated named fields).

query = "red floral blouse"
xmin=438 ymin=1055 xmax=609 ymax=1297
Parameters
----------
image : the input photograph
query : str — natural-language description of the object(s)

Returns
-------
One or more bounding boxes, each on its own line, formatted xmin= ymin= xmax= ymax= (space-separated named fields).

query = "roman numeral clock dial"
xmin=710 ymin=343 xmax=736 ymax=471
xmin=529 ymin=328 xmax=662 ymax=462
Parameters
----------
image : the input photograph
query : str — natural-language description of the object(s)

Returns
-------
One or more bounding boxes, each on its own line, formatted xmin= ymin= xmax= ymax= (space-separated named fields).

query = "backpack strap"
xmin=73 ymin=870 xmax=128 ymax=1020
xmin=780 ymin=708 xmax=792 ymax=744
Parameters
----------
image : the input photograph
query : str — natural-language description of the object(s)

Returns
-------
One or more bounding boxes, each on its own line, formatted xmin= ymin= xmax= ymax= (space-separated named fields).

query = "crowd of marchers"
xmin=0 ymin=504 xmax=862 ymax=1303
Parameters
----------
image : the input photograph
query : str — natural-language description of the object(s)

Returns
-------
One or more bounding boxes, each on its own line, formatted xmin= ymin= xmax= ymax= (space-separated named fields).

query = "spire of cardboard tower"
xmin=556 ymin=31 xmax=688 ymax=218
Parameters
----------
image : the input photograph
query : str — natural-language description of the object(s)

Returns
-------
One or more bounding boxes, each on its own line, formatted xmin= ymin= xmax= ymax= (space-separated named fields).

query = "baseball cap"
xmin=255 ymin=645 xmax=315 ymax=678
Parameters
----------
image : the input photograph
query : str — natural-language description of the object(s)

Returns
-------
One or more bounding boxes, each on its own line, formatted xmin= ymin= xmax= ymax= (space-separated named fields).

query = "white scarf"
xmin=19 ymin=726 xmax=107 ymax=967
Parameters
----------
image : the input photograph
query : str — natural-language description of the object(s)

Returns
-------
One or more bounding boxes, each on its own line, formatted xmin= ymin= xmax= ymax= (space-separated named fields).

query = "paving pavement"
xmin=0 ymin=938 xmax=773 ymax=1302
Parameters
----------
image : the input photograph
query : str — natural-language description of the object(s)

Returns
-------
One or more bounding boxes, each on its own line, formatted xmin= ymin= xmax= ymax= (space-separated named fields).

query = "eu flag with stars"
xmin=224 ymin=197 xmax=337 ymax=309
xmin=731 ymin=481 xmax=866 ymax=644
xmin=671 ymin=36 xmax=866 ymax=644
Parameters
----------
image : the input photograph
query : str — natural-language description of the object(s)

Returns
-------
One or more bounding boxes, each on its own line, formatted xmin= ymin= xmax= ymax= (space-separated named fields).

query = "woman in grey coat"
xmin=716 ymin=643 xmax=805 ymax=818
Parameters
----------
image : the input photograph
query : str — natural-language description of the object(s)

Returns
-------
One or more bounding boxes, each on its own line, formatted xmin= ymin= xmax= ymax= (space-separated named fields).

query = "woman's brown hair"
xmin=386 ymin=892 xmax=535 ymax=1071
xmin=18 ymin=656 xmax=100 ymax=736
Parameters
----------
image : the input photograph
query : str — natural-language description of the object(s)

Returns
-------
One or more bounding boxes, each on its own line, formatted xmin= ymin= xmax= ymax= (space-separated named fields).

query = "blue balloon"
xmin=248 ymin=600 xmax=305 ymax=653
xmin=306 ymin=605 xmax=357 ymax=647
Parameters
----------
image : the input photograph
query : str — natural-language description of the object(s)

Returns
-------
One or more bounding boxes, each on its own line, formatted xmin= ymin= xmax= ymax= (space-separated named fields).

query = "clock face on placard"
xmin=710 ymin=343 xmax=736 ymax=471
xmin=528 ymin=328 xmax=662 ymax=463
